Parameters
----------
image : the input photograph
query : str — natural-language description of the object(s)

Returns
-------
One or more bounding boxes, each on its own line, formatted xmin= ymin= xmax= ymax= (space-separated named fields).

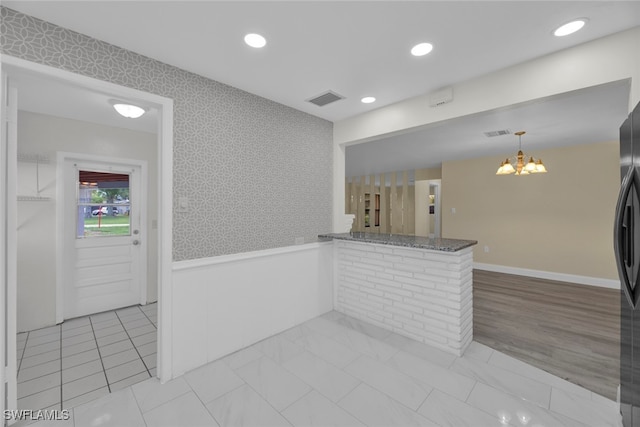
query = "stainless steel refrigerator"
xmin=616 ymin=100 xmax=640 ymax=426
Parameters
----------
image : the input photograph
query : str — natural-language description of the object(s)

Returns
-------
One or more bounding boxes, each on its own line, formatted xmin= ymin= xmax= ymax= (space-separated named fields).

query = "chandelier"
xmin=496 ymin=131 xmax=547 ymax=175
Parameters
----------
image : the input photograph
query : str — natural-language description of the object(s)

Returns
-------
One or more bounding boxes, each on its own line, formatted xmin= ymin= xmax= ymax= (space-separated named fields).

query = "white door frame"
xmin=1 ymin=69 xmax=19 ymax=422
xmin=428 ymin=179 xmax=442 ymax=238
xmin=0 ymin=54 xmax=174 ymax=384
xmin=58 ymin=153 xmax=148 ymax=319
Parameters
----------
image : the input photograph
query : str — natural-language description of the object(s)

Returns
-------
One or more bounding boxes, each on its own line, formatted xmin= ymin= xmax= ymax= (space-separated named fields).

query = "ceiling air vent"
xmin=484 ymin=129 xmax=512 ymax=138
xmin=306 ymin=91 xmax=345 ymax=107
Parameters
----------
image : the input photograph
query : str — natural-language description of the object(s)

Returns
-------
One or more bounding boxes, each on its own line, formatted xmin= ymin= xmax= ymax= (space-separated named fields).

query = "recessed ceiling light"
xmin=244 ymin=33 xmax=267 ymax=48
xmin=361 ymin=97 xmax=376 ymax=104
xmin=411 ymin=42 xmax=433 ymax=57
xmin=110 ymin=101 xmax=146 ymax=119
xmin=554 ymin=19 xmax=587 ymax=37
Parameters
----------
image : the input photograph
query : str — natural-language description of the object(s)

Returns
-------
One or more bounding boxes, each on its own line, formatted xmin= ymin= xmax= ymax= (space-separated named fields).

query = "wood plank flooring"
xmin=473 ymin=269 xmax=620 ymax=400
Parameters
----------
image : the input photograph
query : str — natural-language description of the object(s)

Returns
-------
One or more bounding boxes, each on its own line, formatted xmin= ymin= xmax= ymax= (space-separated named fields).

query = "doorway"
xmin=428 ymin=180 xmax=441 ymax=238
xmin=1 ymin=55 xmax=174 ymax=415
xmin=414 ymin=178 xmax=441 ymax=238
xmin=61 ymin=158 xmax=147 ymax=319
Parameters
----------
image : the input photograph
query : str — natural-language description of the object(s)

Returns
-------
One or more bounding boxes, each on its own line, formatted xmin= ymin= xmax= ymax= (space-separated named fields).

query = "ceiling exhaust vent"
xmin=484 ymin=129 xmax=512 ymax=138
xmin=306 ymin=91 xmax=345 ymax=107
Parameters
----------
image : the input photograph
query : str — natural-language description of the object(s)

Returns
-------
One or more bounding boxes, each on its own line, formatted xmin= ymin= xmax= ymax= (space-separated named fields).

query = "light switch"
xmin=451 ymin=207 xmax=456 ymax=214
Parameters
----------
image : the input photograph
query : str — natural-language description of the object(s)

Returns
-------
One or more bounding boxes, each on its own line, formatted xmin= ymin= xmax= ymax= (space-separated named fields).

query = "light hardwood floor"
xmin=473 ymin=269 xmax=620 ymax=400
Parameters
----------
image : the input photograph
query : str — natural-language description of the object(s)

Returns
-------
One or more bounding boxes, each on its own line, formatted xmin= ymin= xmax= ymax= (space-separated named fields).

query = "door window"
xmin=76 ymin=170 xmax=131 ymax=238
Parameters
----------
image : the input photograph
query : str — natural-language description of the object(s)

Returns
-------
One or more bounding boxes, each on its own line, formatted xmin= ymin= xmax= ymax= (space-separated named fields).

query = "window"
xmin=77 ymin=171 xmax=131 ymax=238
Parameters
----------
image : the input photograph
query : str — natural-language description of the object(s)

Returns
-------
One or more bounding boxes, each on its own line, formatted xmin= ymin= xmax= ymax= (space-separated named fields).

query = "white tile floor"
xmin=16 ymin=303 xmax=157 ymax=415
xmin=22 ymin=310 xmax=621 ymax=427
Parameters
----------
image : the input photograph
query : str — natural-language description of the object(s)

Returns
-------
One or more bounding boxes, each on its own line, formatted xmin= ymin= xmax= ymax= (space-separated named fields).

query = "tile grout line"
xmin=115 ymin=307 xmax=153 ymax=378
xmin=138 ymin=303 xmax=158 ymax=328
xmin=15 ymin=327 xmax=62 ymax=408
xmin=244 ymin=334 xmax=356 ymax=422
xmin=310 ymin=318 xmax=462 ymax=425
xmin=412 ymin=383 xmax=433 ymax=414
xmin=18 ymin=307 xmax=157 ymax=412
xmin=458 ymin=381 xmax=500 ymax=423
xmin=277 ymin=387 xmax=317 ymax=415
xmin=347 ymin=310 xmax=599 ymax=424
xmin=17 ymin=331 xmax=29 ymax=375
xmin=324 ymin=315 xmax=456 ymax=418
xmin=88 ymin=316 xmax=112 ymax=394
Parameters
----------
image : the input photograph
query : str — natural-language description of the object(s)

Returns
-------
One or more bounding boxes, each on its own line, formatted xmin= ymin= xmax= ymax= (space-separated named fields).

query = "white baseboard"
xmin=473 ymin=262 xmax=620 ymax=290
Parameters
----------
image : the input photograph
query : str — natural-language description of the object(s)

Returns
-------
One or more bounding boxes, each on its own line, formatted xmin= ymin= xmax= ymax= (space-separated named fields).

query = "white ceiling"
xmin=8 ymin=68 xmax=158 ymax=134
xmin=346 ymin=79 xmax=631 ymax=176
xmin=3 ymin=1 xmax=639 ymax=175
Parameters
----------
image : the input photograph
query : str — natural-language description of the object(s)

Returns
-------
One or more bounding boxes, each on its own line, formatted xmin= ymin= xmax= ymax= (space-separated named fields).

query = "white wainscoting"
xmin=171 ymin=242 xmax=334 ymax=377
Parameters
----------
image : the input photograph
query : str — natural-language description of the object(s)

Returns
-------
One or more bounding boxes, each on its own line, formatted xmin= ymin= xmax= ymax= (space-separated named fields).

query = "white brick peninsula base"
xmin=320 ymin=233 xmax=477 ymax=356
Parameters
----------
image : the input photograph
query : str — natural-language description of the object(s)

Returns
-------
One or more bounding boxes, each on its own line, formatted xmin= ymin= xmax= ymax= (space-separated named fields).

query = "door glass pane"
xmin=77 ymin=171 xmax=130 ymax=238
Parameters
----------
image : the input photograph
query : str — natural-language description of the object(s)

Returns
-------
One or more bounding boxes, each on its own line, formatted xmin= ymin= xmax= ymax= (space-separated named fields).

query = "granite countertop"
xmin=318 ymin=232 xmax=477 ymax=252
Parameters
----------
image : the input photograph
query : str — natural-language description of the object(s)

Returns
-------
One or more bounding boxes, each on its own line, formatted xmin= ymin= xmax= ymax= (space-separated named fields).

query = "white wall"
xmin=16 ymin=156 xmax=56 ymax=331
xmin=17 ymin=111 xmax=157 ymax=332
xmin=332 ymin=27 xmax=640 ymax=227
xmin=171 ymin=242 xmax=333 ymax=377
xmin=335 ymin=27 xmax=640 ymax=145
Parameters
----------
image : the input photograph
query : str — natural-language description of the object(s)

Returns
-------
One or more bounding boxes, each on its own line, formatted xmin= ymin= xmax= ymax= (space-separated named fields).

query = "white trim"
xmin=173 ymin=242 xmax=332 ymax=271
xmin=0 ymin=63 xmax=6 ymax=420
xmin=0 ymin=55 xmax=174 ymax=382
xmin=157 ymin=93 xmax=173 ymax=383
xmin=473 ymin=262 xmax=621 ymax=289
xmin=332 ymin=141 xmax=346 ymax=233
xmin=1 ymin=71 xmax=19 ymax=419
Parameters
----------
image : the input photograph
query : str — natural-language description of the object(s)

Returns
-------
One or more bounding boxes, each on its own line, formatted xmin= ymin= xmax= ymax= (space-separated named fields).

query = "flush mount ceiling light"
xmin=554 ymin=19 xmax=587 ymax=37
xmin=110 ymin=100 xmax=146 ymax=119
xmin=411 ymin=42 xmax=433 ymax=57
xmin=496 ymin=131 xmax=547 ymax=176
xmin=361 ymin=96 xmax=376 ymax=104
xmin=244 ymin=33 xmax=267 ymax=48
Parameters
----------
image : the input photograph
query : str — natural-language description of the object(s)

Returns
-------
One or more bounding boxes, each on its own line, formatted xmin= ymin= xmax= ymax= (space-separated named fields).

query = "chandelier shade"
xmin=496 ymin=131 xmax=547 ymax=175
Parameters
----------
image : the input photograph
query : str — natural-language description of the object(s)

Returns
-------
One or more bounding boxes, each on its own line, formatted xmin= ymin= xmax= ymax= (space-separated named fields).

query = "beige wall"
xmin=441 ymin=141 xmax=620 ymax=280
xmin=346 ymin=172 xmax=416 ymax=234
xmin=415 ymin=167 xmax=442 ymax=181
xmin=415 ymin=180 xmax=430 ymax=237
xmin=17 ymin=111 xmax=157 ymax=332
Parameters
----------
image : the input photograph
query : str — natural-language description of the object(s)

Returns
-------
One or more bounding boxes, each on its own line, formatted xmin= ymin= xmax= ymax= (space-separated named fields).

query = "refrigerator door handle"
xmin=624 ymin=205 xmax=633 ymax=267
xmin=615 ymin=166 xmax=639 ymax=308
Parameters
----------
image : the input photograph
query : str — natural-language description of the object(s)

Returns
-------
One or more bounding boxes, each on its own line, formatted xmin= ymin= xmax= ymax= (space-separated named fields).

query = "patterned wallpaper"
xmin=0 ymin=7 xmax=333 ymax=261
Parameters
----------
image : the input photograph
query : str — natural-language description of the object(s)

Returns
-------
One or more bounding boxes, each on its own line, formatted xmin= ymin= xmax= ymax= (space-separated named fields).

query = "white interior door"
xmin=62 ymin=157 xmax=147 ymax=319
xmin=1 ymin=67 xmax=19 ymax=421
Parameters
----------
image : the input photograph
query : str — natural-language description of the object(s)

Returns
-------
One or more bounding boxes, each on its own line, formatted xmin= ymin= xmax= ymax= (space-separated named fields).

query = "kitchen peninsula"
xmin=319 ymin=232 xmax=477 ymax=356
